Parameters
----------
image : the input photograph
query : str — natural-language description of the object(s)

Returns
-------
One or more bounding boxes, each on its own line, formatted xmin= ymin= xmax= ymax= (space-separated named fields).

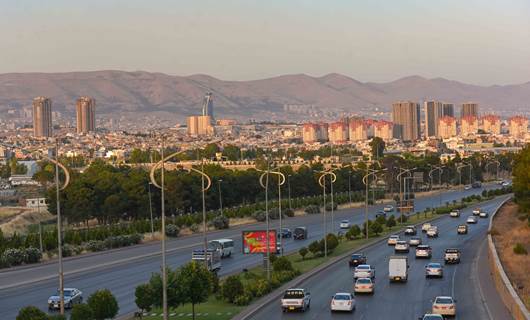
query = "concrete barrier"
xmin=488 ymin=197 xmax=530 ymax=320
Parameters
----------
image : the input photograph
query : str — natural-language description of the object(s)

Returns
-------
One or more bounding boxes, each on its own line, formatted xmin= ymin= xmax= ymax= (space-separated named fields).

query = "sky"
xmin=1 ymin=0 xmax=529 ymax=85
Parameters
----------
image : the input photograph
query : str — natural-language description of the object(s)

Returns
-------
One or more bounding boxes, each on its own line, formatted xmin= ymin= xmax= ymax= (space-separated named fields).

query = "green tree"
xmin=70 ymin=303 xmax=94 ymax=320
xmin=221 ymin=275 xmax=244 ymax=303
xmin=87 ymin=289 xmax=119 ymax=320
xmin=16 ymin=306 xmax=48 ymax=320
xmin=177 ymin=262 xmax=212 ymax=320
xmin=369 ymin=137 xmax=386 ymax=159
xmin=222 ymin=145 xmax=241 ymax=161
xmin=345 ymin=225 xmax=361 ymax=240
xmin=135 ymin=283 xmax=154 ymax=312
xmin=298 ymin=247 xmax=308 ymax=260
xmin=308 ymin=240 xmax=321 ymax=256
xmin=370 ymin=221 xmax=383 ymax=235
xmin=272 ymin=256 xmax=294 ymax=272
xmin=386 ymin=215 xmax=396 ymax=228
xmin=513 ymin=145 xmax=530 ymax=212
xmin=148 ymin=268 xmax=181 ymax=308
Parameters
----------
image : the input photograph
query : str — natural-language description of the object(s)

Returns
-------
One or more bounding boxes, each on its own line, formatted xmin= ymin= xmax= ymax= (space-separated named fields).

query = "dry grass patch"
xmin=0 ymin=207 xmax=53 ymax=235
xmin=492 ymin=201 xmax=530 ymax=310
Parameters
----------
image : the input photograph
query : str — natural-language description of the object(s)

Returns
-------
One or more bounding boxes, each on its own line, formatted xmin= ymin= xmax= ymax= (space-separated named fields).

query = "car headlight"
xmin=48 ymin=300 xmax=52 ymax=304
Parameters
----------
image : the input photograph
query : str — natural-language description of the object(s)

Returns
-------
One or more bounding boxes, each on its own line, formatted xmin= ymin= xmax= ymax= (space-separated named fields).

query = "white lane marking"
xmin=475 ymin=240 xmax=493 ymax=320
xmin=451 ymin=264 xmax=458 ymax=298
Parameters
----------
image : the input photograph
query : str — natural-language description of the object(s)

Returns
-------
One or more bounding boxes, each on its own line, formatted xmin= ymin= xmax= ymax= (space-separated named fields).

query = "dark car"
xmin=278 ymin=228 xmax=292 ymax=238
xmin=349 ymin=253 xmax=367 ymax=267
xmin=472 ymin=181 xmax=482 ymax=188
xmin=375 ymin=211 xmax=387 ymax=219
xmin=293 ymin=227 xmax=308 ymax=240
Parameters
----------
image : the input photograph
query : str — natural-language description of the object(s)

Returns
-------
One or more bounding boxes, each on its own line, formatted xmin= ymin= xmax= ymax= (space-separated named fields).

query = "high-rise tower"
xmin=76 ymin=96 xmax=96 ymax=134
xmin=201 ymin=92 xmax=214 ymax=120
xmin=32 ymin=97 xmax=53 ymax=138
xmin=392 ymin=101 xmax=420 ymax=141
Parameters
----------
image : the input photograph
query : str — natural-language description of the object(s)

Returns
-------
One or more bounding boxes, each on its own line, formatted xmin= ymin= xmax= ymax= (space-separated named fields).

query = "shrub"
xmin=298 ymin=247 xmax=308 ymax=260
xmin=269 ymin=208 xmax=281 ymax=220
xmin=24 ymin=247 xmax=42 ymax=264
xmin=386 ymin=216 xmax=396 ymax=228
xmin=190 ymin=224 xmax=199 ymax=233
xmin=513 ymin=243 xmax=528 ymax=255
xmin=70 ymin=303 xmax=94 ymax=320
xmin=61 ymin=244 xmax=74 ymax=258
xmin=87 ymin=289 xmax=119 ymax=320
xmin=253 ymin=278 xmax=271 ymax=297
xmin=324 ymin=233 xmax=339 ymax=253
xmin=48 ymin=315 xmax=67 ymax=320
xmin=272 ymin=256 xmax=294 ymax=272
xmin=233 ymin=293 xmax=252 ymax=306
xmin=345 ymin=225 xmax=361 ymax=240
xmin=2 ymin=248 xmax=25 ymax=266
xmin=252 ymin=211 xmax=266 ymax=222
xmin=325 ymin=202 xmax=338 ymax=211
xmin=221 ymin=275 xmax=244 ymax=303
xmin=165 ymin=224 xmax=180 ymax=237
xmin=211 ymin=215 xmax=230 ymax=229
xmin=16 ymin=306 xmax=48 ymax=320
xmin=398 ymin=214 xmax=408 ymax=223
xmin=304 ymin=205 xmax=320 ymax=214
xmin=308 ymin=240 xmax=321 ymax=256
xmin=135 ymin=283 xmax=154 ymax=312
xmin=370 ymin=221 xmax=383 ymax=235
xmin=86 ymin=240 xmax=106 ymax=252
xmin=283 ymin=208 xmax=295 ymax=217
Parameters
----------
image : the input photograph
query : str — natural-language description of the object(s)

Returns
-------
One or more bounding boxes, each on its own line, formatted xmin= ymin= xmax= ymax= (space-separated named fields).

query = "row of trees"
xmin=513 ymin=145 xmax=530 ymax=225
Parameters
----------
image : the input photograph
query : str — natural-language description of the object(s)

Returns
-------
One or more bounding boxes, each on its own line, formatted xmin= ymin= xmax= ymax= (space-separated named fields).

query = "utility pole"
xmin=218 ymin=179 xmax=223 ymax=216
xmin=148 ymin=182 xmax=154 ymax=239
xmin=264 ymin=161 xmax=270 ymax=281
xmin=201 ymin=159 xmax=208 ymax=270
xmin=160 ymin=137 xmax=168 ymax=320
xmin=322 ymin=175 xmax=328 ymax=257
xmin=287 ymin=174 xmax=292 ymax=210
xmin=54 ymin=139 xmax=64 ymax=316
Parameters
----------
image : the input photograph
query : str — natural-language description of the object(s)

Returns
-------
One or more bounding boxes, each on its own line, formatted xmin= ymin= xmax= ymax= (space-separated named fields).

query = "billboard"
xmin=242 ymin=230 xmax=277 ymax=254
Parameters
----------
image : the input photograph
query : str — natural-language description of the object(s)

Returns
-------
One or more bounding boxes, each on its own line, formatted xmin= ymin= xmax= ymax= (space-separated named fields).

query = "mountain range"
xmin=0 ymin=70 xmax=529 ymax=120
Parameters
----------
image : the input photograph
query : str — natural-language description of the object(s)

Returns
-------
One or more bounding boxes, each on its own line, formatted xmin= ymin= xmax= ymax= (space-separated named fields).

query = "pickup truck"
xmin=191 ymin=249 xmax=221 ymax=272
xmin=281 ymin=288 xmax=311 ymax=312
xmin=444 ymin=248 xmax=461 ymax=264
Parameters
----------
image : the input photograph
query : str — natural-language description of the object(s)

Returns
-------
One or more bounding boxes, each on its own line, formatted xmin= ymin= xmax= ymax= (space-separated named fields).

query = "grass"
xmin=140 ymin=296 xmax=243 ymax=320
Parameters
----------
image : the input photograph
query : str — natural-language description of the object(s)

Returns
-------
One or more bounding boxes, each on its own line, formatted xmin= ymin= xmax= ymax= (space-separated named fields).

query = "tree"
xmin=221 ymin=275 xmax=244 ymax=303
xmin=513 ymin=145 xmax=530 ymax=212
xmin=370 ymin=221 xmax=383 ymax=235
xmin=298 ymin=247 xmax=308 ymax=260
xmin=135 ymin=283 xmax=154 ymax=312
xmin=16 ymin=306 xmax=48 ymax=320
xmin=346 ymin=225 xmax=361 ymax=240
xmin=386 ymin=215 xmax=396 ymax=228
xmin=87 ymin=289 xmax=119 ymax=320
xmin=369 ymin=137 xmax=386 ymax=159
xmin=148 ymin=268 xmax=181 ymax=309
xmin=222 ymin=145 xmax=241 ymax=161
xmin=70 ymin=303 xmax=94 ymax=320
xmin=308 ymin=240 xmax=321 ymax=256
xmin=272 ymin=256 xmax=294 ymax=272
xmin=324 ymin=233 xmax=339 ymax=253
xmin=177 ymin=262 xmax=212 ymax=320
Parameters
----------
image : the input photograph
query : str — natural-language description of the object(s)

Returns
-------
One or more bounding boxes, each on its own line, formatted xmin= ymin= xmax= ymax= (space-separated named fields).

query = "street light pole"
xmin=287 ymin=174 xmax=292 ymax=210
xmin=148 ymin=182 xmax=154 ymax=239
xmin=317 ymin=170 xmax=336 ymax=257
xmin=265 ymin=161 xmax=270 ymax=281
xmin=218 ymin=179 xmax=223 ymax=216
xmin=160 ymin=137 xmax=168 ymax=320
xmin=54 ymin=139 xmax=65 ymax=316
xmin=348 ymin=172 xmax=352 ymax=205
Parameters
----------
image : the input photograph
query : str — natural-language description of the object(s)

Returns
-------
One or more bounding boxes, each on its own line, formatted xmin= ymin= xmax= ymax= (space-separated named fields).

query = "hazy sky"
xmin=1 ymin=0 xmax=530 ymax=85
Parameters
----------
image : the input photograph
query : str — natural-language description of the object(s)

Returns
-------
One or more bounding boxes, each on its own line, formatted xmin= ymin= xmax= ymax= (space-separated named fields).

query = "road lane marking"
xmin=474 ymin=240 xmax=493 ymax=320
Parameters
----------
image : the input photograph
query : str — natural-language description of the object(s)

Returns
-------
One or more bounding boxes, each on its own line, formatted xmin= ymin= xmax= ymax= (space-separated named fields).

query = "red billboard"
xmin=242 ymin=230 xmax=277 ymax=254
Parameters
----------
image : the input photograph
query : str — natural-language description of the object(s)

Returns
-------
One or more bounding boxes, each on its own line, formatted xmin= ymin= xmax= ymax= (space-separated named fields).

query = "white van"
xmin=208 ymin=239 xmax=234 ymax=258
xmin=389 ymin=255 xmax=409 ymax=282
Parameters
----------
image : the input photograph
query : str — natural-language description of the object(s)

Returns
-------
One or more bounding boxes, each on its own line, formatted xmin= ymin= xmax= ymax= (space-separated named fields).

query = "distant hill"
xmin=0 ymin=70 xmax=528 ymax=119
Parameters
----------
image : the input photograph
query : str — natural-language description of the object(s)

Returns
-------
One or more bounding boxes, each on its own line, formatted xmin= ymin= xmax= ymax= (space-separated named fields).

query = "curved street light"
xmin=396 ymin=167 xmax=416 ymax=224
xmin=258 ymin=169 xmax=286 ymax=257
xmin=317 ymin=170 xmax=336 ymax=257
xmin=485 ymin=160 xmax=500 ymax=181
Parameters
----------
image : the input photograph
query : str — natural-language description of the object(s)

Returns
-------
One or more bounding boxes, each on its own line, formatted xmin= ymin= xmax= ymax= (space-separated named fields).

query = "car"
xmin=427 ymin=226 xmax=439 ymax=238
xmin=419 ymin=314 xmax=444 ymax=320
xmin=394 ymin=240 xmax=410 ymax=253
xmin=472 ymin=181 xmax=482 ymax=188
xmin=422 ymin=223 xmax=432 ymax=233
xmin=472 ymin=208 xmax=481 ymax=216
xmin=330 ymin=292 xmax=355 ymax=312
xmin=467 ymin=216 xmax=478 ymax=224
xmin=464 ymin=185 xmax=472 ymax=190
xmin=449 ymin=210 xmax=460 ymax=217
xmin=404 ymin=225 xmax=417 ymax=235
xmin=383 ymin=205 xmax=394 ymax=212
xmin=293 ymin=227 xmax=308 ymax=240
xmin=349 ymin=253 xmax=367 ymax=267
xmin=409 ymin=236 xmax=422 ymax=246
xmin=353 ymin=264 xmax=375 ymax=279
xmin=375 ymin=211 xmax=387 ymax=219
xmin=416 ymin=245 xmax=432 ymax=259
xmin=354 ymin=277 xmax=374 ymax=294
xmin=425 ymin=262 xmax=444 ymax=278
xmin=278 ymin=228 xmax=292 ymax=238
xmin=479 ymin=211 xmax=489 ymax=218
xmin=444 ymin=248 xmax=461 ymax=264
xmin=502 ymin=181 xmax=511 ymax=187
xmin=457 ymin=225 xmax=468 ymax=234
xmin=432 ymin=296 xmax=457 ymax=316
xmin=48 ymin=288 xmax=83 ymax=310
xmin=387 ymin=235 xmax=400 ymax=245
xmin=340 ymin=220 xmax=351 ymax=229
xmin=281 ymin=288 xmax=311 ymax=312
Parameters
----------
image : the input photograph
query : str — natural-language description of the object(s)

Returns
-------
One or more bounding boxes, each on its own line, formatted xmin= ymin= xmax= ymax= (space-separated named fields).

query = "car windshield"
xmin=397 ymin=241 xmax=406 ymax=244
xmin=333 ymin=294 xmax=351 ymax=300
xmin=446 ymin=249 xmax=459 ymax=253
xmin=428 ymin=263 xmax=441 ymax=268
xmin=411 ymin=237 xmax=420 ymax=240
xmin=283 ymin=290 xmax=304 ymax=299
xmin=417 ymin=246 xmax=429 ymax=250
xmin=424 ymin=316 xmax=443 ymax=320
xmin=59 ymin=289 xmax=73 ymax=297
xmin=351 ymin=254 xmax=363 ymax=259
xmin=435 ymin=297 xmax=453 ymax=304
xmin=357 ymin=265 xmax=370 ymax=270
xmin=341 ymin=220 xmax=349 ymax=223
xmin=356 ymin=278 xmax=371 ymax=284
xmin=390 ymin=235 xmax=399 ymax=239
xmin=294 ymin=228 xmax=305 ymax=233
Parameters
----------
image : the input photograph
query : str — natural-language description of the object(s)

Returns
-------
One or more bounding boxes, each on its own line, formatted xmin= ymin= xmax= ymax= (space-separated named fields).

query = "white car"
xmin=464 ymin=185 xmax=472 ymax=190
xmin=425 ymin=262 xmax=444 ymax=278
xmin=409 ymin=236 xmax=422 ymax=246
xmin=340 ymin=220 xmax=351 ymax=229
xmin=427 ymin=226 xmax=439 ymax=238
xmin=330 ymin=292 xmax=355 ymax=312
xmin=449 ymin=210 xmax=460 ymax=217
xmin=422 ymin=223 xmax=432 ymax=232
xmin=479 ymin=211 xmax=489 ymax=218
xmin=416 ymin=245 xmax=432 ymax=259
xmin=472 ymin=208 xmax=481 ymax=216
xmin=354 ymin=264 xmax=375 ymax=279
xmin=354 ymin=277 xmax=374 ymax=294
xmin=281 ymin=289 xmax=311 ymax=312
xmin=467 ymin=216 xmax=478 ymax=224
xmin=394 ymin=241 xmax=409 ymax=253
xmin=48 ymin=288 xmax=83 ymax=310
xmin=404 ymin=225 xmax=417 ymax=235
xmin=387 ymin=235 xmax=400 ymax=245
xmin=383 ymin=205 xmax=394 ymax=212
xmin=421 ymin=314 xmax=444 ymax=320
xmin=502 ymin=181 xmax=511 ymax=187
xmin=432 ymin=296 xmax=457 ymax=316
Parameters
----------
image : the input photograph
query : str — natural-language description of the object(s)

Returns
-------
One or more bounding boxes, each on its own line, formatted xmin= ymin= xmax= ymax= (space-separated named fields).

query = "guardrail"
xmin=487 ymin=197 xmax=530 ymax=320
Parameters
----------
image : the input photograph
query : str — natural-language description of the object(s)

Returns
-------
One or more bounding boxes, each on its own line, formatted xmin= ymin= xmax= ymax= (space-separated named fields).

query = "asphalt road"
xmin=0 ymin=184 xmax=502 ymax=319
xmin=251 ymin=195 xmax=513 ymax=320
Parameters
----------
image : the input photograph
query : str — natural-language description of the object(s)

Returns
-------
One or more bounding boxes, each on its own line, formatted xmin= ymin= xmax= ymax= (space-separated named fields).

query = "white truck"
xmin=389 ymin=255 xmax=409 ymax=282
xmin=191 ymin=249 xmax=221 ymax=272
xmin=281 ymin=288 xmax=311 ymax=312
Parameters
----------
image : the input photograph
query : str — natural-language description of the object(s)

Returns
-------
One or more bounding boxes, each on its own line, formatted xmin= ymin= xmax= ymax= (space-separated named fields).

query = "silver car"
xmin=48 ymin=288 xmax=83 ymax=310
xmin=409 ymin=236 xmax=422 ymax=246
xmin=353 ymin=264 xmax=375 ymax=279
xmin=425 ymin=262 xmax=443 ymax=278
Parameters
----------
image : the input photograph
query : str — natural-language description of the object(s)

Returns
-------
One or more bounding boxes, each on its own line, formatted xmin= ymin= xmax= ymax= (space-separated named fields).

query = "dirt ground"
xmin=492 ymin=201 xmax=530 ymax=310
xmin=0 ymin=207 xmax=53 ymax=235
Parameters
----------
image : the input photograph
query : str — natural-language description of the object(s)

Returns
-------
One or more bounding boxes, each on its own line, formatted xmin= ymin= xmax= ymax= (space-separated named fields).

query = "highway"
xmin=251 ymin=195 xmax=513 ymax=320
xmin=0 ymin=184 xmax=502 ymax=319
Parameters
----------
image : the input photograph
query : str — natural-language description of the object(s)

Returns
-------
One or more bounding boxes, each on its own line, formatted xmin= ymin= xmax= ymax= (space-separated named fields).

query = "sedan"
xmin=467 ymin=216 xmax=478 ymax=224
xmin=464 ymin=185 xmax=472 ymax=190
xmin=354 ymin=264 xmax=375 ymax=279
xmin=420 ymin=314 xmax=444 ymax=320
xmin=427 ymin=226 xmax=439 ymax=238
xmin=421 ymin=223 xmax=432 ymax=233
xmin=394 ymin=241 xmax=410 ymax=253
xmin=409 ymin=236 xmax=422 ymax=246
xmin=383 ymin=205 xmax=394 ymax=212
xmin=457 ymin=225 xmax=468 ymax=234
xmin=425 ymin=263 xmax=444 ymax=278
xmin=432 ymin=296 xmax=457 ymax=316
xmin=340 ymin=220 xmax=351 ymax=229
xmin=387 ymin=235 xmax=400 ymax=245
xmin=278 ymin=228 xmax=292 ymax=238
xmin=449 ymin=210 xmax=460 ymax=218
xmin=349 ymin=253 xmax=367 ymax=268
xmin=354 ymin=277 xmax=374 ymax=294
xmin=330 ymin=292 xmax=355 ymax=312
xmin=479 ymin=211 xmax=489 ymax=218
xmin=472 ymin=208 xmax=481 ymax=216
xmin=404 ymin=225 xmax=417 ymax=235
xmin=416 ymin=245 xmax=432 ymax=259
xmin=48 ymin=288 xmax=83 ymax=310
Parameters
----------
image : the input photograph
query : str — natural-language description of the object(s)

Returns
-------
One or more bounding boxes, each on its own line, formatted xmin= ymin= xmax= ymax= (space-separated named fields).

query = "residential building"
xmin=509 ymin=116 xmax=528 ymax=139
xmin=32 ymin=97 xmax=52 ymax=138
xmin=461 ymin=102 xmax=479 ymax=118
xmin=424 ymin=101 xmax=444 ymax=138
xmin=329 ymin=121 xmax=349 ymax=143
xmin=461 ymin=115 xmax=478 ymax=136
xmin=302 ymin=123 xmax=328 ymax=143
xmin=348 ymin=118 xmax=367 ymax=141
xmin=392 ymin=101 xmax=420 ymax=141
xmin=373 ymin=120 xmax=393 ymax=141
xmin=482 ymin=114 xmax=501 ymax=135
xmin=216 ymin=119 xmax=237 ymax=126
xmin=438 ymin=116 xmax=457 ymax=139
xmin=442 ymin=103 xmax=455 ymax=117
xmin=187 ymin=115 xmax=214 ymax=136
xmin=76 ymin=96 xmax=96 ymax=134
